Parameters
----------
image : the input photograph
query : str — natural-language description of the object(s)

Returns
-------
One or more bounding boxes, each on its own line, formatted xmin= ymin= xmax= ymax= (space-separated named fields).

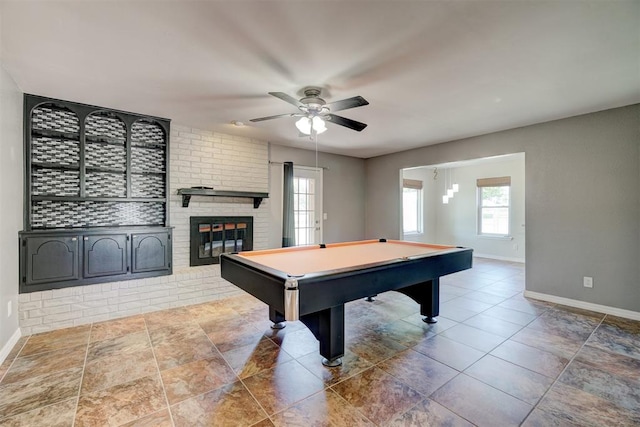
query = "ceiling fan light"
xmin=312 ymin=116 xmax=327 ymax=134
xmin=295 ymin=117 xmax=312 ymax=134
xmin=452 ymin=183 xmax=459 ymax=193
xmin=295 ymin=116 xmax=327 ymax=135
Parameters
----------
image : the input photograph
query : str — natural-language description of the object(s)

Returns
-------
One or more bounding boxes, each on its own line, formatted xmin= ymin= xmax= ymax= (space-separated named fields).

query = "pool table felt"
xmin=236 ymin=239 xmax=455 ymax=276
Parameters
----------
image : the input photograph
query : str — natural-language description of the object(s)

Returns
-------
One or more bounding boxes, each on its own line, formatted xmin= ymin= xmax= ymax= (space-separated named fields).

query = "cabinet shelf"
xmin=32 ymin=128 xmax=80 ymax=141
xmin=32 ymin=162 xmax=80 ymax=171
xmin=85 ymin=135 xmax=126 ymax=146
xmin=177 ymin=188 xmax=268 ymax=208
xmin=32 ymin=196 xmax=166 ymax=203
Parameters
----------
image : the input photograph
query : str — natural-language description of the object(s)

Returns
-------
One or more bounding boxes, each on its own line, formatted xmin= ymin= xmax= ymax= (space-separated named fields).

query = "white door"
xmin=293 ymin=166 xmax=323 ymax=245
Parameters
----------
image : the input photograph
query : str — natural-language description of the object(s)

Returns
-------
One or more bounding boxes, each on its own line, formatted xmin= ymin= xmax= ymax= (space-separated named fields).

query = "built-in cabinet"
xmin=20 ymin=94 xmax=172 ymax=293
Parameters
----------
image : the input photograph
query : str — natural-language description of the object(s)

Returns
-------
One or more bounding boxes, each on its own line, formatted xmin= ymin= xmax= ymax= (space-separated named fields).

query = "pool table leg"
xmin=300 ymin=305 xmax=345 ymax=367
xmin=269 ymin=306 xmax=286 ymax=329
xmin=397 ymin=278 xmax=440 ymax=324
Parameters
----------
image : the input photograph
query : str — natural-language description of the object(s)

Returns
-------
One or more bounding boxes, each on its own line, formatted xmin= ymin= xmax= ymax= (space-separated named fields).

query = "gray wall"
xmin=366 ymin=105 xmax=640 ymax=312
xmin=0 ymin=64 xmax=23 ymax=355
xmin=269 ymin=144 xmax=366 ymax=246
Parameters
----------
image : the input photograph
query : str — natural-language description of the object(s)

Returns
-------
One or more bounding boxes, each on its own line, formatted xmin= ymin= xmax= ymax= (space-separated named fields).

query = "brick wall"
xmin=19 ymin=125 xmax=270 ymax=335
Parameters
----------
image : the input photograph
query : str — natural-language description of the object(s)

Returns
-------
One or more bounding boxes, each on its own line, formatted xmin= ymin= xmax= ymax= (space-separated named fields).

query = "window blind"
xmin=477 ymin=176 xmax=511 ymax=187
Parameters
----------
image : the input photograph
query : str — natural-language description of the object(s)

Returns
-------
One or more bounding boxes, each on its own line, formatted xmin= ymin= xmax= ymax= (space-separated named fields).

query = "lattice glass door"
xmin=293 ymin=166 xmax=323 ymax=245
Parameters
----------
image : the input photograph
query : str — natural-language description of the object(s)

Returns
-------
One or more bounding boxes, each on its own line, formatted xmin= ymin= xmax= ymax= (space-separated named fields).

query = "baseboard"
xmin=473 ymin=253 xmax=525 ymax=263
xmin=524 ymin=290 xmax=640 ymax=321
xmin=0 ymin=328 xmax=22 ymax=365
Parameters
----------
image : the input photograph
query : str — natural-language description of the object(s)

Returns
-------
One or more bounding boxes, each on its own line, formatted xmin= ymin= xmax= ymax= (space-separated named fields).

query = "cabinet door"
xmin=131 ymin=232 xmax=170 ymax=273
xmin=83 ymin=234 xmax=128 ymax=278
xmin=24 ymin=236 xmax=79 ymax=285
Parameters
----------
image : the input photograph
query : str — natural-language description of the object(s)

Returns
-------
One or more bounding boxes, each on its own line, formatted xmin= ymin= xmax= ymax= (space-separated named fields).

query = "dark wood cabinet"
xmin=24 ymin=235 xmax=80 ymax=285
xmin=83 ymin=234 xmax=128 ymax=278
xmin=20 ymin=94 xmax=173 ymax=293
xmin=131 ymin=231 xmax=171 ymax=273
xmin=20 ymin=228 xmax=173 ymax=293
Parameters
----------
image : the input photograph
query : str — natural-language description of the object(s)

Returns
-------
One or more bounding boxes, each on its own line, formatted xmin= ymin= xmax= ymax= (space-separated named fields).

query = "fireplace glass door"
xmin=190 ymin=217 xmax=253 ymax=266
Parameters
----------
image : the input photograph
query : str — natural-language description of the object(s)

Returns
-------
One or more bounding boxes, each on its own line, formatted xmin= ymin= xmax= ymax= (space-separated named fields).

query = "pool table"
xmin=220 ymin=239 xmax=473 ymax=366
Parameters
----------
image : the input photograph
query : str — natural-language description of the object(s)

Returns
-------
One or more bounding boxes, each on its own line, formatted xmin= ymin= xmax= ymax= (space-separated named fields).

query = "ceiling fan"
xmin=250 ymin=87 xmax=369 ymax=134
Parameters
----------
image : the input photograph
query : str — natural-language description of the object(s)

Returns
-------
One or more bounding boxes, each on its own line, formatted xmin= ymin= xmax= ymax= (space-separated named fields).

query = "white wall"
xmin=0 ymin=64 xmax=23 ymax=360
xmin=366 ymin=105 xmax=640 ymax=312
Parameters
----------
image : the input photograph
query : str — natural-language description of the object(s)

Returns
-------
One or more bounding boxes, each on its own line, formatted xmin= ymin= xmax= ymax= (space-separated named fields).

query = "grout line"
xmin=71 ymin=322 xmax=93 ymax=427
xmin=144 ymin=317 xmax=177 ymax=427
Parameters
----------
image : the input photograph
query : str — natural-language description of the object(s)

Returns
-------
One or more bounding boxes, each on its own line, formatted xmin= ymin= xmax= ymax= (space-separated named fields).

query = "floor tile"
xmin=19 ymin=325 xmax=90 ymax=357
xmin=463 ymin=313 xmax=523 ymax=338
xmin=521 ymin=408 xmax=584 ymax=427
xmin=0 ymin=366 xmax=82 ymax=419
xmin=345 ymin=329 xmax=408 ymax=364
xmin=482 ymin=306 xmax=537 ymax=326
xmin=82 ymin=347 xmax=157 ymax=394
xmin=440 ymin=323 xmax=505 ymax=352
xmin=441 ymin=296 xmax=494 ymax=313
xmin=464 ymin=355 xmax=553 ymax=405
xmin=0 ymin=397 xmax=76 ymax=427
xmin=89 ymin=315 xmax=146 ymax=342
xmin=575 ymin=344 xmax=640 ymax=380
xmin=87 ymin=330 xmax=151 ymax=361
xmin=150 ymin=325 xmax=218 ymax=371
xmin=186 ymin=300 xmax=239 ymax=322
xmin=386 ymin=398 xmax=474 ymax=427
xmin=331 ymin=367 xmax=423 ymax=425
xmin=378 ymin=349 xmax=458 ymax=396
xmin=537 ymin=382 xmax=640 ymax=426
xmin=431 ymin=374 xmax=532 ymax=426
xmin=222 ymin=337 xmax=293 ymax=379
xmin=267 ymin=326 xmax=318 ymax=358
xmin=143 ymin=307 xmax=195 ymax=331
xmin=490 ymin=339 xmax=569 ymax=378
xmin=527 ymin=307 xmax=602 ymax=341
xmin=586 ymin=315 xmax=640 ymax=359
xmin=463 ymin=290 xmax=508 ymax=305
xmin=270 ymin=389 xmax=374 ymax=426
xmin=0 ymin=337 xmax=28 ymax=383
xmin=371 ymin=319 xmax=437 ymax=347
xmin=75 ymin=375 xmax=166 ymax=427
xmin=498 ymin=296 xmax=551 ymax=315
xmin=203 ymin=318 xmax=265 ymax=353
xmin=120 ymin=409 xmax=173 ymax=427
xmin=401 ymin=313 xmax=458 ymax=333
xmin=170 ymin=380 xmax=266 ymax=427
xmin=412 ymin=335 xmax=485 ymax=371
xmin=242 ymin=359 xmax=325 ymax=415
xmin=558 ymin=359 xmax=640 ymax=412
xmin=511 ymin=326 xmax=583 ymax=359
xmin=1 ymin=344 xmax=86 ymax=385
xmin=161 ymin=354 xmax=237 ymax=404
xmin=297 ymin=350 xmax=372 ymax=386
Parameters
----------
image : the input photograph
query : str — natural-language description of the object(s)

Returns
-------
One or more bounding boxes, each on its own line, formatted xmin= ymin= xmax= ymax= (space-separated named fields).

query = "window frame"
xmin=402 ymin=179 xmax=423 ymax=235
xmin=477 ymin=176 xmax=511 ymax=238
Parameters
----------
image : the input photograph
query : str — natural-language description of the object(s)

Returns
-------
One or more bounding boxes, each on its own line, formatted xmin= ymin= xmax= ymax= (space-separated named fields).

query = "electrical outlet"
xmin=7 ymin=300 xmax=11 ymax=317
xmin=583 ymin=277 xmax=593 ymax=288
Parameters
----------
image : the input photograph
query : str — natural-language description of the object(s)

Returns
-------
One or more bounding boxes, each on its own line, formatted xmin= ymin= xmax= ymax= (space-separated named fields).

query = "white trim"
xmin=474 ymin=253 xmax=525 ymax=263
xmin=0 ymin=328 xmax=22 ymax=365
xmin=524 ymin=290 xmax=640 ymax=321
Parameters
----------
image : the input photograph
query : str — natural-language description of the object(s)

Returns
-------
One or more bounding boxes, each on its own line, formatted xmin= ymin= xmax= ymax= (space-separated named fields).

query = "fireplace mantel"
xmin=177 ymin=188 xmax=268 ymax=208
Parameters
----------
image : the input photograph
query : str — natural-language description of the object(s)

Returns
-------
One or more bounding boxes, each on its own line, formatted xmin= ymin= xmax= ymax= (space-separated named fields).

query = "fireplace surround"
xmin=189 ymin=216 xmax=253 ymax=266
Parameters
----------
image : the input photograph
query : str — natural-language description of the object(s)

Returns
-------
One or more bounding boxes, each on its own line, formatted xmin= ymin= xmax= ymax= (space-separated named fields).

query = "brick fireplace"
xmin=189 ymin=216 xmax=253 ymax=266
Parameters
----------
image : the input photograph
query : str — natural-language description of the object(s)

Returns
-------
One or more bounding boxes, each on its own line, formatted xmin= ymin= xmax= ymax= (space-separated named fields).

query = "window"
xmin=477 ymin=176 xmax=511 ymax=236
xmin=403 ymin=179 xmax=423 ymax=234
xmin=293 ymin=176 xmax=315 ymax=245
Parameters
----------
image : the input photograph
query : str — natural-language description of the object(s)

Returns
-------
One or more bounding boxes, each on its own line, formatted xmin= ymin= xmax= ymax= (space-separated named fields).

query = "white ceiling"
xmin=1 ymin=1 xmax=638 ymax=158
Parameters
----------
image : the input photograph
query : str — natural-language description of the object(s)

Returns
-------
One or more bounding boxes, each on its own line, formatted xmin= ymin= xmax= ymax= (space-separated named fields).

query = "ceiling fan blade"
xmin=326 ymin=96 xmax=369 ymax=112
xmin=250 ymin=113 xmax=302 ymax=122
xmin=326 ymin=114 xmax=368 ymax=132
xmin=268 ymin=92 xmax=305 ymax=108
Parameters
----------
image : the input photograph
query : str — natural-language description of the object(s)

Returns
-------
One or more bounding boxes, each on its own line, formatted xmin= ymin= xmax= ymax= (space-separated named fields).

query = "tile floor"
xmin=1 ymin=258 xmax=639 ymax=426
